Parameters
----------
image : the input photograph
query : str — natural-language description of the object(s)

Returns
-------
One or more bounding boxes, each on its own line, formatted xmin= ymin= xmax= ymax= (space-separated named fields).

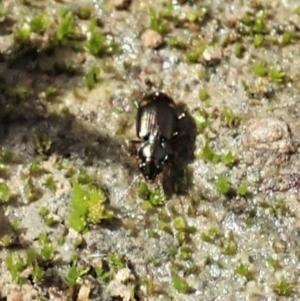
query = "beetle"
xmin=136 ymin=91 xmax=183 ymax=181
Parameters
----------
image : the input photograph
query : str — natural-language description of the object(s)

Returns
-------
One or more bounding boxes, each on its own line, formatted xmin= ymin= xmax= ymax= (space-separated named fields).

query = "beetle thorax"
xmin=140 ymin=135 xmax=157 ymax=160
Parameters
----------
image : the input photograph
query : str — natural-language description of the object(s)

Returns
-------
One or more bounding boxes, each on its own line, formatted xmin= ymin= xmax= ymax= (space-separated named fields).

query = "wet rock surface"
xmin=1 ymin=0 xmax=300 ymax=300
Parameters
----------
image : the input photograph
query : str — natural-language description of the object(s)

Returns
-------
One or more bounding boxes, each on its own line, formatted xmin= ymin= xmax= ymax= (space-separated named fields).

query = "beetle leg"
xmin=177 ymin=112 xmax=186 ymax=120
xmin=126 ymin=139 xmax=143 ymax=156
xmin=161 ymin=141 xmax=172 ymax=156
xmin=130 ymin=139 xmax=143 ymax=144
xmin=172 ymin=112 xmax=186 ymax=137
xmin=117 ymin=174 xmax=141 ymax=203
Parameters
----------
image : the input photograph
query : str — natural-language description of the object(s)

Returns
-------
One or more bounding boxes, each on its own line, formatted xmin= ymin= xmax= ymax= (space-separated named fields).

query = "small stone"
xmin=77 ymin=280 xmax=92 ymax=301
xmin=202 ymin=45 xmax=222 ymax=62
xmin=48 ymin=287 xmax=69 ymax=301
xmin=113 ymin=0 xmax=131 ymax=10
xmin=104 ymin=268 xmax=136 ymax=301
xmin=141 ymin=29 xmax=163 ymax=49
xmin=7 ymin=284 xmax=38 ymax=301
xmin=243 ymin=117 xmax=295 ymax=154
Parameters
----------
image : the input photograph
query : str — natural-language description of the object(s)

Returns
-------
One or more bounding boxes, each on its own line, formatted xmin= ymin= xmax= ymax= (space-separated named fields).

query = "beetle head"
xmin=138 ymin=160 xmax=162 ymax=181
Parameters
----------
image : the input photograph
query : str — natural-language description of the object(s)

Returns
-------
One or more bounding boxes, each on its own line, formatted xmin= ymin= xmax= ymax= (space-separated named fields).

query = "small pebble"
xmin=113 ymin=0 xmax=131 ymax=10
xmin=243 ymin=117 xmax=295 ymax=154
xmin=202 ymin=45 xmax=222 ymax=62
xmin=77 ymin=281 xmax=92 ymax=301
xmin=141 ymin=29 xmax=163 ymax=49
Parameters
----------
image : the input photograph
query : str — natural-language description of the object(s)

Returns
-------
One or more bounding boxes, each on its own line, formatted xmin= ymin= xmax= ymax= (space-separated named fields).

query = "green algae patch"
xmin=69 ymin=181 xmax=114 ymax=233
xmin=0 ymin=182 xmax=11 ymax=203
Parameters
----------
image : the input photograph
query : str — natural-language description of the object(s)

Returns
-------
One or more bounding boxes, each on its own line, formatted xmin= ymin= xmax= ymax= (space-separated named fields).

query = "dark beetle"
xmin=136 ymin=91 xmax=182 ymax=181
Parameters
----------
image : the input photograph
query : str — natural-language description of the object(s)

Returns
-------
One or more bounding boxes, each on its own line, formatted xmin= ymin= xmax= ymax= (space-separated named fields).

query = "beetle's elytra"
xmin=136 ymin=91 xmax=182 ymax=181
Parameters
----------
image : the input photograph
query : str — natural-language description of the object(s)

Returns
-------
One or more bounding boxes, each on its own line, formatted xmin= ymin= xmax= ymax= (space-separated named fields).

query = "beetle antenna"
xmin=117 ymin=174 xmax=141 ymax=203
xmin=158 ymin=179 xmax=166 ymax=204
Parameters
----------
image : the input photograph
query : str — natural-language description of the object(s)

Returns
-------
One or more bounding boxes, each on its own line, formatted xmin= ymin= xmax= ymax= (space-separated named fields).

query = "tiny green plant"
xmin=222 ymin=150 xmax=238 ymax=167
xmin=173 ymin=217 xmax=196 ymax=244
xmin=237 ymin=182 xmax=248 ymax=196
xmin=167 ymin=37 xmax=187 ymax=49
xmin=29 ymin=14 xmax=49 ymax=34
xmin=38 ymin=233 xmax=55 ymax=262
xmin=29 ymin=161 xmax=47 ymax=177
xmin=85 ymin=66 xmax=101 ymax=89
xmin=221 ymin=107 xmax=240 ymax=128
xmin=26 ymin=249 xmax=45 ymax=284
xmin=171 ymin=271 xmax=193 ymax=294
xmin=0 ymin=182 xmax=11 ymax=203
xmin=24 ymin=178 xmax=43 ymax=202
xmin=86 ymin=20 xmax=107 ymax=56
xmin=185 ymin=45 xmax=206 ymax=63
xmin=69 ymin=180 xmax=113 ymax=233
xmin=173 ymin=216 xmax=195 ymax=234
xmin=235 ymin=263 xmax=254 ymax=281
xmin=56 ymin=9 xmax=77 ymax=44
xmin=193 ymin=109 xmax=209 ymax=130
xmin=273 ymin=279 xmax=293 ymax=296
xmin=69 ymin=181 xmax=88 ymax=232
xmin=5 ymin=253 xmax=27 ymax=284
xmin=221 ymin=232 xmax=237 ymax=255
xmin=253 ymin=34 xmax=264 ymax=47
xmin=93 ymin=260 xmax=113 ymax=283
xmin=252 ymin=61 xmax=268 ymax=77
xmin=87 ymin=188 xmax=114 ymax=223
xmin=138 ymin=182 xmax=150 ymax=200
xmin=173 ymin=216 xmax=186 ymax=231
xmin=65 ymin=263 xmax=89 ymax=287
xmin=295 ymin=6 xmax=300 ymax=15
xmin=39 ymin=208 xmax=58 ymax=227
xmin=45 ymin=176 xmax=57 ymax=192
xmin=32 ymin=263 xmax=45 ymax=284
xmin=149 ymin=7 xmax=168 ymax=34
xmin=138 ymin=182 xmax=164 ymax=208
xmin=34 ymin=132 xmax=52 ymax=155
xmin=39 ymin=207 xmax=49 ymax=218
xmin=281 ymin=31 xmax=293 ymax=45
xmin=267 ymin=256 xmax=280 ymax=270
xmin=234 ymin=43 xmax=245 ymax=58
xmin=179 ymin=245 xmax=193 ymax=261
xmin=107 ymin=252 xmax=126 ymax=271
xmin=268 ymin=66 xmax=286 ymax=83
xmin=0 ymin=234 xmax=15 ymax=247
xmin=216 ymin=175 xmax=231 ymax=195
xmin=0 ymin=6 xmax=8 ymax=18
xmin=11 ymin=84 xmax=33 ymax=101
xmin=201 ymin=226 xmax=221 ymax=243
xmin=10 ymin=219 xmax=21 ymax=233
xmin=45 ymin=86 xmax=58 ymax=99
xmin=200 ymin=143 xmax=221 ymax=164
xmin=0 ymin=148 xmax=14 ymax=163
xmin=198 ymin=88 xmax=210 ymax=102
xmin=77 ymin=6 xmax=92 ymax=20
xmin=86 ymin=20 xmax=120 ymax=56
